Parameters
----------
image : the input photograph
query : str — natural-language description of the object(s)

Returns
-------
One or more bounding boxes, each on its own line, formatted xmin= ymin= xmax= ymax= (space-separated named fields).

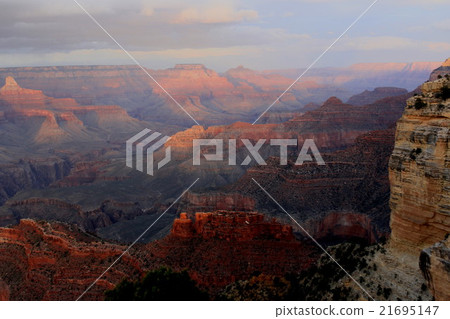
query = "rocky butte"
xmin=388 ymin=59 xmax=450 ymax=300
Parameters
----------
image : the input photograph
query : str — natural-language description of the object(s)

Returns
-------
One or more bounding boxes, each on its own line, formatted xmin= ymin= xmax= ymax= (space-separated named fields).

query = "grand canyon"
xmin=0 ymin=58 xmax=449 ymax=301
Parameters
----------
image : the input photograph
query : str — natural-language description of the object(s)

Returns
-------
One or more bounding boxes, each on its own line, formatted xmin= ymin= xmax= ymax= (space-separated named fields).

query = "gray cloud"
xmin=0 ymin=0 xmax=448 ymax=70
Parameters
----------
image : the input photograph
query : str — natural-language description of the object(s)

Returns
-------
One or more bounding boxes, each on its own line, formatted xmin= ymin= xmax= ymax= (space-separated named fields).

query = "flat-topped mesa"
xmin=173 ymin=64 xmax=207 ymax=70
xmin=171 ymin=211 xmax=295 ymax=241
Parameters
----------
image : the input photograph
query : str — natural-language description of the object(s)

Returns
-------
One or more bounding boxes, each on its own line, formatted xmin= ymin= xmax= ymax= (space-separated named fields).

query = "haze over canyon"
xmin=0 ymin=59 xmax=448 ymax=301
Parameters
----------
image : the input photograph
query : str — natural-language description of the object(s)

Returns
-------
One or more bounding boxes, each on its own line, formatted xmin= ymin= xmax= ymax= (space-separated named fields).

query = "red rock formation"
xmin=172 ymin=211 xmax=294 ymax=241
xmin=0 ymin=76 xmax=142 ymax=145
xmin=0 ymin=211 xmax=318 ymax=300
xmin=140 ymin=211 xmax=317 ymax=294
xmin=0 ymin=279 xmax=9 ymax=301
xmin=0 ymin=219 xmax=142 ymax=300
xmin=0 ymin=63 xmax=432 ymax=126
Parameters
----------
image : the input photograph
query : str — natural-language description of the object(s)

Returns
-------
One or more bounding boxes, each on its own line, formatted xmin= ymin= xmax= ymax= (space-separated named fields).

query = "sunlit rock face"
xmin=389 ymin=75 xmax=450 ymax=254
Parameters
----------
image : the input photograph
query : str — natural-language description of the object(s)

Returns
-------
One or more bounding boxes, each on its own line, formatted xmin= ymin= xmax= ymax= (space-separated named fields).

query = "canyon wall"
xmin=388 ymin=62 xmax=450 ymax=300
xmin=220 ymin=128 xmax=396 ymax=242
xmin=389 ymin=77 xmax=450 ymax=253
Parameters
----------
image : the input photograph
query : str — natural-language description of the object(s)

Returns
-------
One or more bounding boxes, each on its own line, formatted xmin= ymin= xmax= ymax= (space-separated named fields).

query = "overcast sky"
xmin=0 ymin=0 xmax=449 ymax=71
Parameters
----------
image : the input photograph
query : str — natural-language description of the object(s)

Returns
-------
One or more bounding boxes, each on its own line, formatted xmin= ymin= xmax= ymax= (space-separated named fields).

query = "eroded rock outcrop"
xmin=0 ymin=219 xmax=142 ymax=300
xmin=0 ymin=211 xmax=317 ymax=300
xmin=139 ymin=211 xmax=317 ymax=294
xmin=389 ymin=76 xmax=450 ymax=254
xmin=388 ymin=60 xmax=450 ymax=300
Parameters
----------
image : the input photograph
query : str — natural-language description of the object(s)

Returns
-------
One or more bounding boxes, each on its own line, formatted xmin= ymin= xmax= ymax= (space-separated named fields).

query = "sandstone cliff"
xmin=388 ymin=59 xmax=450 ymax=300
xmin=389 ymin=77 xmax=450 ymax=253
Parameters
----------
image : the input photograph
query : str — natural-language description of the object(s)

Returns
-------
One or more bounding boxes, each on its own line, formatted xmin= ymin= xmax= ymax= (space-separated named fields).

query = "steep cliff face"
xmin=0 ymin=158 xmax=72 ymax=206
xmin=389 ymin=77 xmax=450 ymax=254
xmin=387 ymin=60 xmax=450 ymax=300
